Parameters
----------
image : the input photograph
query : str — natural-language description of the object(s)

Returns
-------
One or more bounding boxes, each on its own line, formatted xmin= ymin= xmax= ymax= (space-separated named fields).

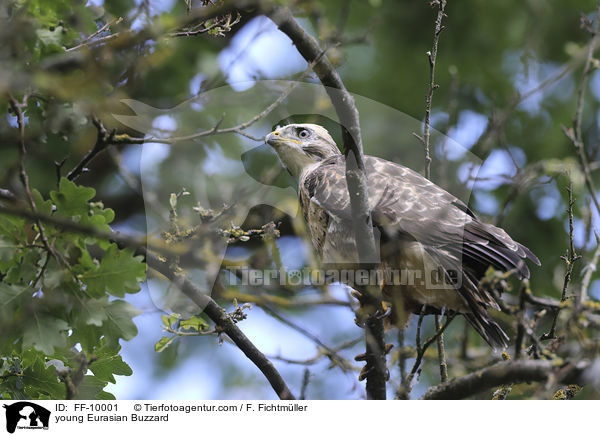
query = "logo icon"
xmin=3 ymin=402 xmax=50 ymax=433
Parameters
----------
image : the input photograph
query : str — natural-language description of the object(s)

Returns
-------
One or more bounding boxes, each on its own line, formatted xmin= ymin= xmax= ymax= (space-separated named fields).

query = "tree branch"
xmin=268 ymin=6 xmax=386 ymax=400
xmin=420 ymin=0 xmax=449 ymax=386
xmin=57 ymin=353 xmax=97 ymax=400
xmin=562 ymin=5 xmax=600 ymax=218
xmin=65 ymin=0 xmax=248 ymax=52
xmin=543 ymin=179 xmax=581 ymax=339
xmin=419 ymin=0 xmax=446 ymax=180
xmin=420 ymin=359 xmax=590 ymax=400
xmin=66 ymin=116 xmax=114 ymax=181
xmin=259 ymin=304 xmax=355 ymax=372
xmin=145 ymin=251 xmax=296 ymax=400
xmin=398 ymin=312 xmax=455 ymax=398
xmin=267 ymin=6 xmax=377 ymax=267
xmin=0 ymin=198 xmax=174 ymax=257
xmin=581 ymin=232 xmax=600 ymax=302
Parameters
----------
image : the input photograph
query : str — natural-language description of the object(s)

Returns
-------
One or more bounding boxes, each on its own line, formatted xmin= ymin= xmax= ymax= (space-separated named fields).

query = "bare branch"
xmin=421 ymin=0 xmax=447 ymax=180
xmin=66 ymin=116 xmax=114 ymax=181
xmin=145 ymin=251 xmax=296 ymax=400
xmin=57 ymin=354 xmax=97 ymax=400
xmin=581 ymin=232 xmax=600 ymax=302
xmin=418 ymin=0 xmax=449 ymax=386
xmin=434 ymin=315 xmax=449 ymax=382
xmin=259 ymin=304 xmax=355 ymax=372
xmin=421 ymin=359 xmax=590 ymax=400
xmin=65 ymin=0 xmax=248 ymax=52
xmin=65 ymin=17 xmax=124 ymax=52
xmin=398 ymin=312 xmax=455 ymax=399
xmin=562 ymin=4 xmax=600 ymax=218
xmin=7 ymin=93 xmax=62 ymax=267
xmin=543 ymin=178 xmax=581 ymax=339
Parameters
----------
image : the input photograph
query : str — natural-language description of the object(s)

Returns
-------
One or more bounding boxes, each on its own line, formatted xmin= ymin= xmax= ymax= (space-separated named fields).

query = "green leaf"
xmin=180 ymin=315 xmax=209 ymax=332
xmin=0 ymin=282 xmax=31 ymax=307
xmin=103 ymin=300 xmax=141 ymax=343
xmin=161 ymin=313 xmax=180 ymax=328
xmin=155 ymin=336 xmax=176 ymax=353
xmin=51 ymin=177 xmax=96 ymax=219
xmin=23 ymin=314 xmax=69 ymax=355
xmin=80 ymin=244 xmax=146 ymax=297
xmin=19 ymin=249 xmax=43 ymax=284
xmin=0 ymin=214 xmax=25 ymax=242
xmin=68 ymin=324 xmax=102 ymax=354
xmin=74 ymin=375 xmax=114 ymax=400
xmin=0 ymin=239 xmax=19 ymax=263
xmin=73 ymin=298 xmax=109 ymax=327
xmin=22 ymin=357 xmax=65 ymax=399
xmin=89 ymin=344 xmax=132 ymax=384
xmin=31 ymin=188 xmax=53 ymax=215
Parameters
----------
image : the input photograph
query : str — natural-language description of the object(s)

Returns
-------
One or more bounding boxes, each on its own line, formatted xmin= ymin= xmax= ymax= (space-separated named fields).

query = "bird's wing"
xmin=302 ymin=155 xmax=540 ymax=347
xmin=303 ymin=155 xmax=538 ymax=275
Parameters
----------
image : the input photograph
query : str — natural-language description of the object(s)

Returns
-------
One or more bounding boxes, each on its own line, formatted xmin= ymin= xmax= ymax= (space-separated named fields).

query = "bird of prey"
xmin=265 ymin=123 xmax=539 ymax=347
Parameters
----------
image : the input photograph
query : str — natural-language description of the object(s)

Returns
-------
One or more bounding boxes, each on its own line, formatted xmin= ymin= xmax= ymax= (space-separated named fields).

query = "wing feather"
xmin=300 ymin=155 xmax=538 ymax=348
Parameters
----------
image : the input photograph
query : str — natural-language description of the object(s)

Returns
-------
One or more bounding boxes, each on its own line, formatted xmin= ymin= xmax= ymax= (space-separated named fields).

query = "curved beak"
xmin=265 ymin=130 xmax=280 ymax=146
xmin=265 ymin=129 xmax=302 ymax=147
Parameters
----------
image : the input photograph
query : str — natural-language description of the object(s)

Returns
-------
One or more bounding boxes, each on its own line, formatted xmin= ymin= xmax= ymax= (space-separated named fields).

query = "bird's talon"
xmin=350 ymin=290 xmax=363 ymax=301
xmin=358 ymin=365 xmax=373 ymax=381
xmin=376 ymin=305 xmax=393 ymax=320
xmin=354 ymin=353 xmax=368 ymax=362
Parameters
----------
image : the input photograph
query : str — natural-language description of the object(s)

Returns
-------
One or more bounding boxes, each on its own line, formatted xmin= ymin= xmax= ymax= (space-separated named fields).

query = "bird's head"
xmin=265 ymin=123 xmax=341 ymax=180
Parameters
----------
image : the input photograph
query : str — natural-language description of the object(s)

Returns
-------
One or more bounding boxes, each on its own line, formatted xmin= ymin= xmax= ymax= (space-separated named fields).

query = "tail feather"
xmin=463 ymin=311 xmax=508 ymax=349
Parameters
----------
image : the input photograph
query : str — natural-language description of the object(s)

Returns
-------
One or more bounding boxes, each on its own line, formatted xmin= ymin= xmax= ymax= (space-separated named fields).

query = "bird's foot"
xmin=354 ymin=302 xmax=393 ymax=327
xmin=375 ymin=302 xmax=393 ymax=320
xmin=357 ymin=363 xmax=391 ymax=382
xmin=354 ymin=343 xmax=394 ymax=381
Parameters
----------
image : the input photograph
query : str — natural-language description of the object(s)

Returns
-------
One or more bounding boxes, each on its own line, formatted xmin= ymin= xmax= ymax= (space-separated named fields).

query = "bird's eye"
xmin=298 ymin=129 xmax=310 ymax=139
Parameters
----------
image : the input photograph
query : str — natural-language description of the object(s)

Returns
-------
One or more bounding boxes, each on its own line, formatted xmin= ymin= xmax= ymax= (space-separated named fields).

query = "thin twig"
xmin=57 ymin=353 xmax=97 ymax=400
xmin=543 ymin=178 xmax=581 ymax=340
xmin=72 ymin=58 xmax=317 ymax=182
xmin=0 ymin=199 xmax=183 ymax=259
xmin=299 ymin=368 xmax=311 ymax=400
xmin=7 ymin=93 xmax=62 ymax=267
xmin=259 ymin=304 xmax=353 ymax=371
xmin=66 ymin=116 xmax=113 ymax=181
xmin=581 ymin=232 xmax=600 ymax=302
xmin=170 ymin=11 xmax=241 ymax=37
xmin=146 ymin=251 xmax=296 ymax=400
xmin=418 ymin=0 xmax=449 ymax=386
xmin=434 ymin=315 xmax=448 ymax=382
xmin=420 ymin=0 xmax=446 ymax=180
xmin=268 ymin=337 xmax=361 ymax=371
xmin=514 ymin=281 xmax=528 ymax=359
xmin=562 ymin=5 xmax=600 ymax=218
xmin=69 ymin=17 xmax=124 ymax=52
xmin=65 ymin=0 xmax=248 ymax=52
xmin=398 ymin=312 xmax=455 ymax=398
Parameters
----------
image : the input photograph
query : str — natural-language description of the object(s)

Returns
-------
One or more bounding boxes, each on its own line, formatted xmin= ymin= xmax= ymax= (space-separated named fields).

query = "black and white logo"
xmin=3 ymin=402 xmax=50 ymax=433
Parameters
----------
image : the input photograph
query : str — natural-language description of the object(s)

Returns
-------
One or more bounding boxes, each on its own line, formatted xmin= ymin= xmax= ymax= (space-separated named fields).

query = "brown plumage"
xmin=266 ymin=123 xmax=540 ymax=348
